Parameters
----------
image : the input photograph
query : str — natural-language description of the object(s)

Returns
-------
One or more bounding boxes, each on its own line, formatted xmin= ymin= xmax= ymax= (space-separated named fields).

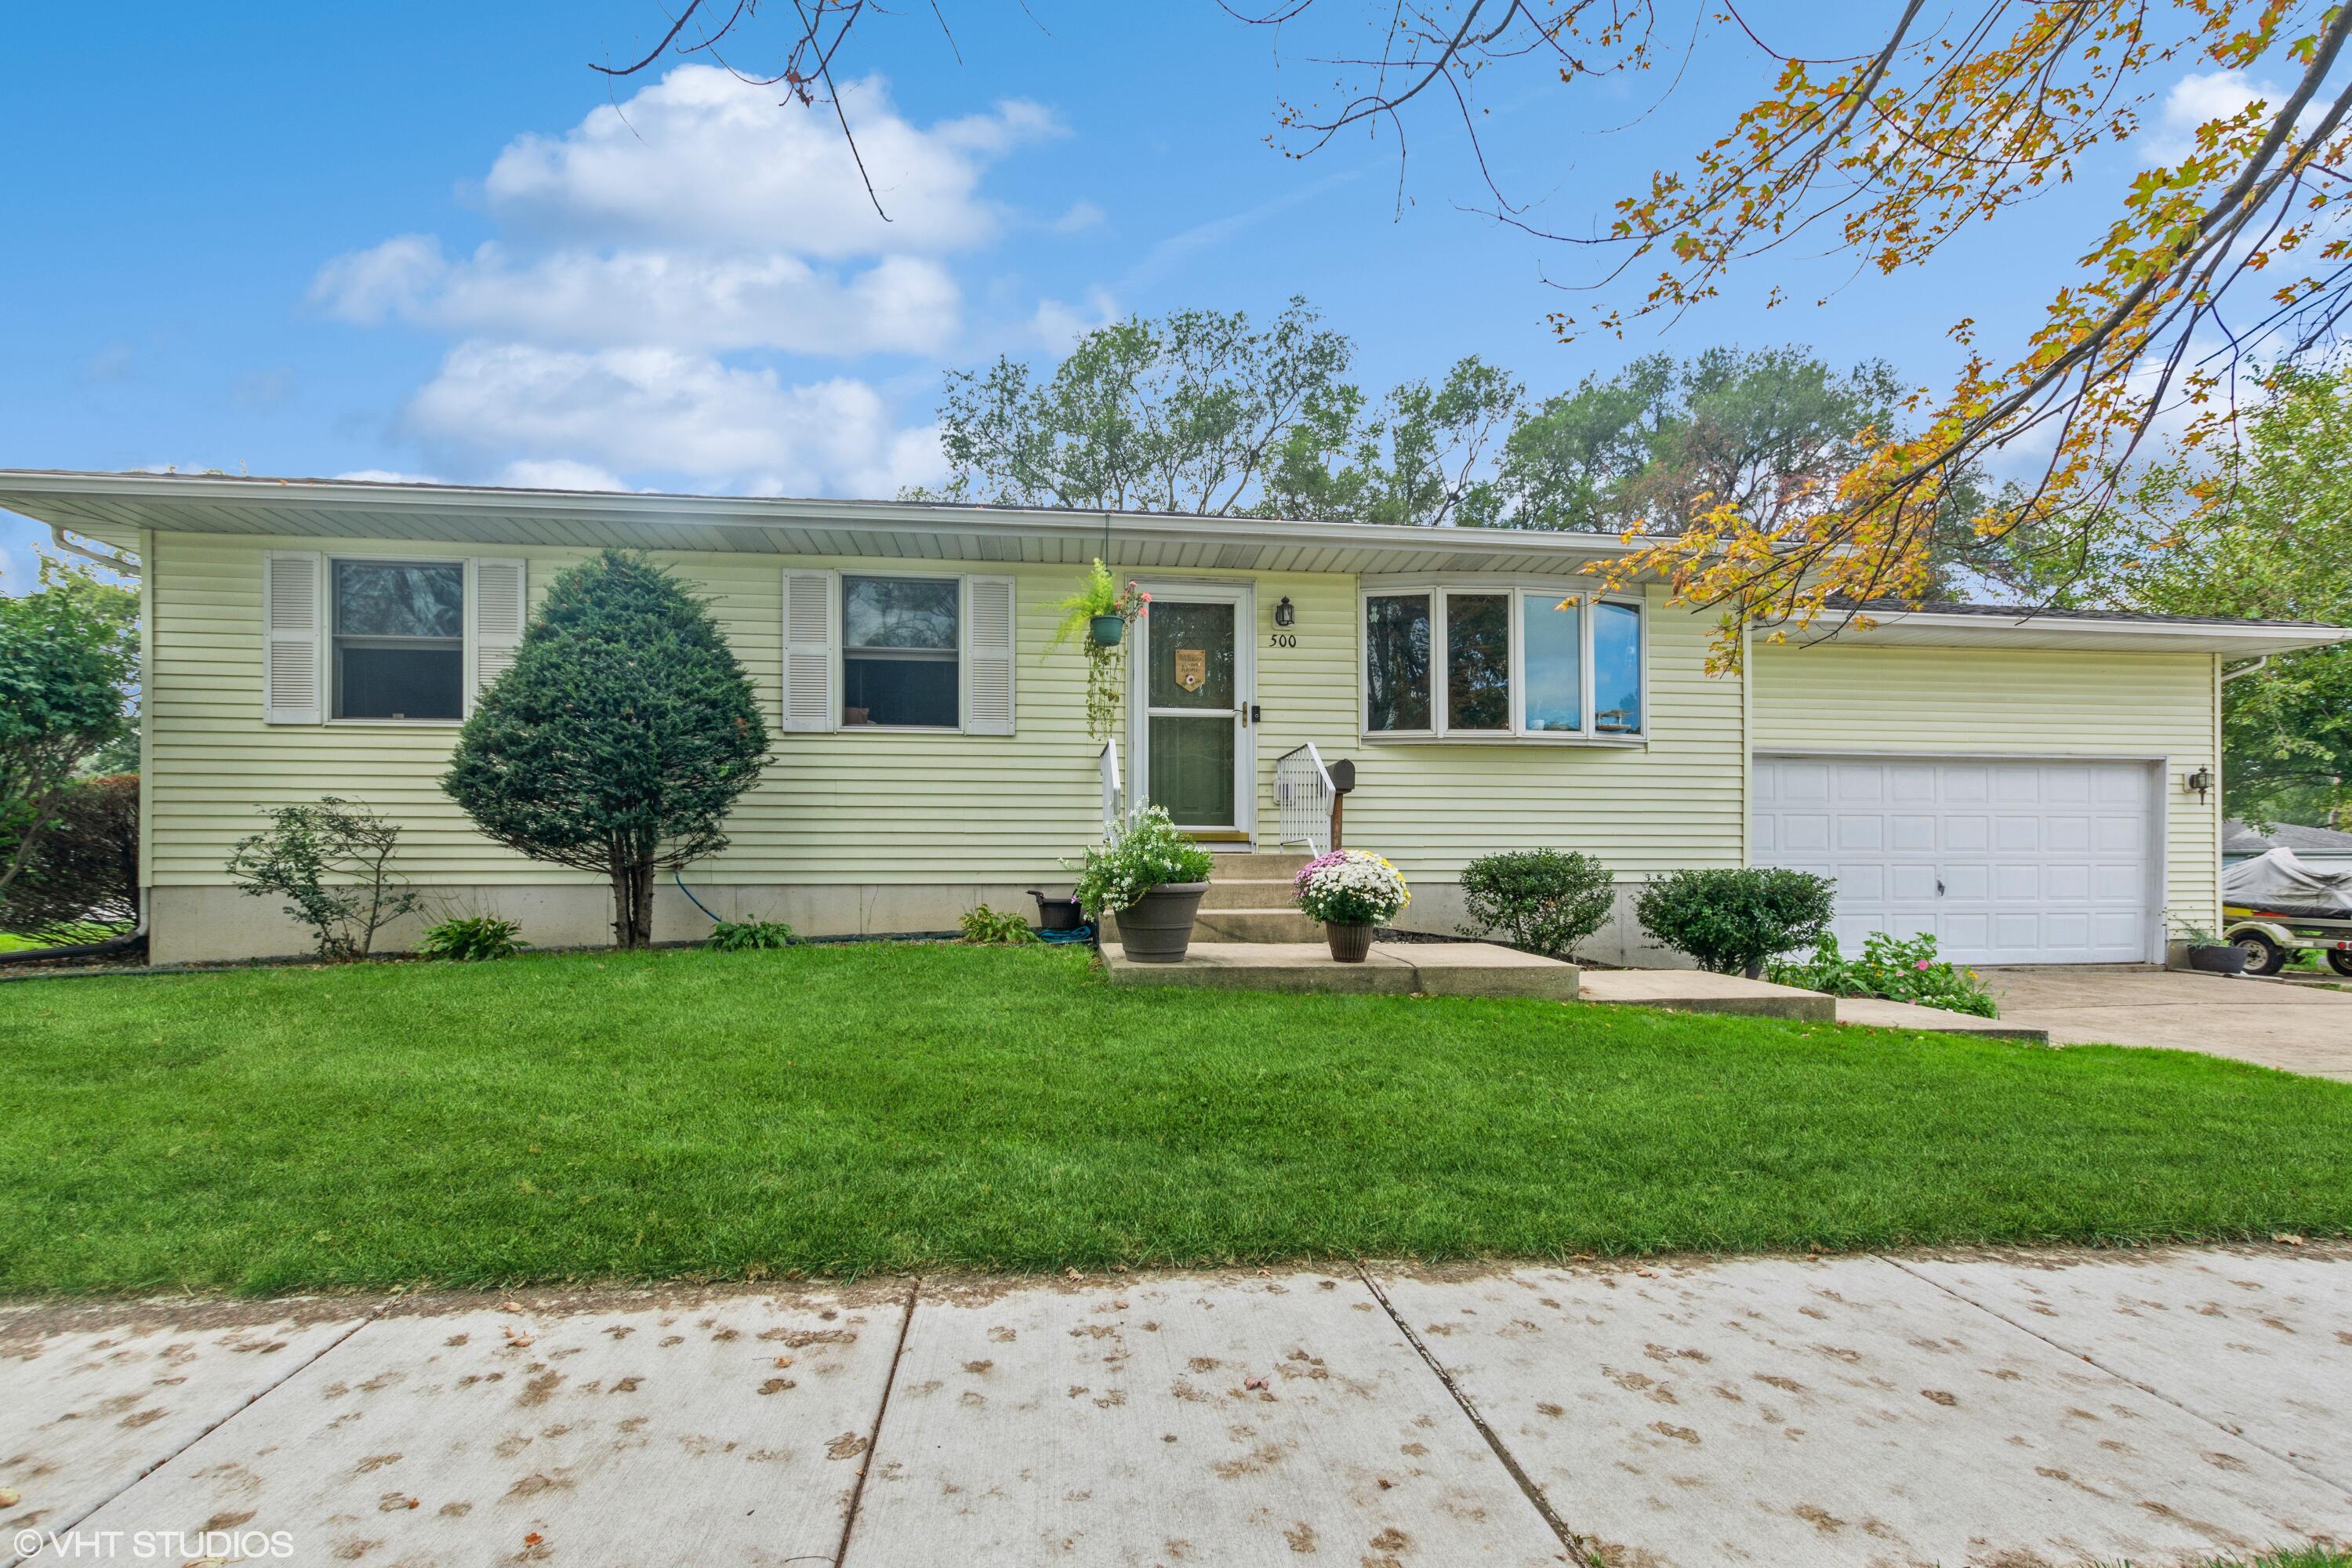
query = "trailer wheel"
xmin=2234 ymin=930 xmax=2288 ymax=976
xmin=2328 ymin=949 xmax=2352 ymax=978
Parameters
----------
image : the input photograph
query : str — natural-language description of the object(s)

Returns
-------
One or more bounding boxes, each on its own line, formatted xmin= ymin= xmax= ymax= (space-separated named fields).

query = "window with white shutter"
xmin=262 ymin=551 xmax=325 ymax=724
xmin=782 ymin=568 xmax=840 ymax=731
xmin=467 ymin=558 xmax=528 ymax=714
xmin=962 ymin=575 xmax=1017 ymax=735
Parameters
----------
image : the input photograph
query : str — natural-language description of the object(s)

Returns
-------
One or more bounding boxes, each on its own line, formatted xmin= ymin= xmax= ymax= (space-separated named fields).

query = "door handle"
xmin=1936 ymin=878 xmax=1945 ymax=897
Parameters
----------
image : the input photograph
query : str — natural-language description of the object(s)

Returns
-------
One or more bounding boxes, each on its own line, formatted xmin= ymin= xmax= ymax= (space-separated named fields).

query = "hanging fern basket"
xmin=1089 ymin=614 xmax=1125 ymax=647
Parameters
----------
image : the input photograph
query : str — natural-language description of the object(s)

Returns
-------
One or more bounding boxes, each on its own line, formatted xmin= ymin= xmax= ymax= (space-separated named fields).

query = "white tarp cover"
xmin=2223 ymin=848 xmax=2352 ymax=916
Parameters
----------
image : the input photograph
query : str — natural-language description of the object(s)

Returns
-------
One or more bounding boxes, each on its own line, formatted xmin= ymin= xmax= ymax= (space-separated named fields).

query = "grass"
xmin=3 ymin=942 xmax=2350 ymax=1296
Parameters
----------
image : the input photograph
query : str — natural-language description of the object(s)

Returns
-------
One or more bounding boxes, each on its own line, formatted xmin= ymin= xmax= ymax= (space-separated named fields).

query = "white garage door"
xmin=1753 ymin=756 xmax=2158 ymax=965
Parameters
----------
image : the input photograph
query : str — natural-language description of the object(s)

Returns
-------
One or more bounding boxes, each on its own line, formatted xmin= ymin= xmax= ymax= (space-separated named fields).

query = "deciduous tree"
xmin=0 ymin=562 xmax=137 ymax=897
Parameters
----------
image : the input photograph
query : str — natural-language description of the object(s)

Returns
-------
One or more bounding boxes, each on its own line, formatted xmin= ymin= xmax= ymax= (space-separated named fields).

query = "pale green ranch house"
xmin=7 ymin=469 xmax=2345 ymax=967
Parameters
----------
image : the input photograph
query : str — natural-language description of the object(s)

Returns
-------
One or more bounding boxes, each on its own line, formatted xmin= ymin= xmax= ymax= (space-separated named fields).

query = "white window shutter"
xmin=262 ymin=550 xmax=324 ymax=724
xmin=781 ymin=568 xmax=839 ymax=732
xmin=466 ymin=557 xmax=528 ymax=715
xmin=963 ymin=575 xmax=1017 ymax=735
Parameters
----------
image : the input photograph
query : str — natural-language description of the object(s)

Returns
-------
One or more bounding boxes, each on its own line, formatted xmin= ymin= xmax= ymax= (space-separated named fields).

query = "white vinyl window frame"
xmin=1357 ymin=575 xmax=1650 ymax=745
xmin=261 ymin=550 xmax=525 ymax=728
xmin=781 ymin=568 xmax=1017 ymax=738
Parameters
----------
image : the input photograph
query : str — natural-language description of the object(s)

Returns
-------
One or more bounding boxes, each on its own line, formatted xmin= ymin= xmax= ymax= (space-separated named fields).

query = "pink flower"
xmin=1915 ymin=960 xmax=1931 ymax=970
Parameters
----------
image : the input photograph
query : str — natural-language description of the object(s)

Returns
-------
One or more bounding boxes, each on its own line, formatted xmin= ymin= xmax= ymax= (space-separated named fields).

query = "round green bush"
xmin=1634 ymin=867 xmax=1837 ymax=978
xmin=1457 ymin=849 xmax=1615 ymax=959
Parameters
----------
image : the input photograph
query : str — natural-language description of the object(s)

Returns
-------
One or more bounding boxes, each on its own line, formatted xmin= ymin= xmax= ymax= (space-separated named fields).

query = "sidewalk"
xmin=6 ymin=1244 xmax=2348 ymax=1566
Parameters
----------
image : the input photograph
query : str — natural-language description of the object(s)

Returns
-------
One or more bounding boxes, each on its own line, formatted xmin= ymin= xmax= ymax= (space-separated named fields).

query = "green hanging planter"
xmin=1090 ymin=614 xmax=1125 ymax=647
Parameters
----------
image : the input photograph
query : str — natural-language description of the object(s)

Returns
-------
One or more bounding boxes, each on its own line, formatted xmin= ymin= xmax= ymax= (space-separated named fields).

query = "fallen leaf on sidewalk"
xmin=1243 ymin=1375 xmax=1269 ymax=1391
xmin=2274 ymin=1232 xmax=2307 ymax=1247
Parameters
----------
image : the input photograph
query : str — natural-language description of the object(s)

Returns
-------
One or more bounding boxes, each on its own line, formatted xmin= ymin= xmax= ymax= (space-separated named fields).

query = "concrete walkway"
xmin=6 ymin=1244 xmax=2348 ymax=1566
xmin=1986 ymin=967 xmax=2352 ymax=1080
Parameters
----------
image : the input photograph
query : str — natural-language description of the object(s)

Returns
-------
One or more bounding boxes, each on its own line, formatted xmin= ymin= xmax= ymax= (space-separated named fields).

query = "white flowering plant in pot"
xmin=1070 ymin=807 xmax=1214 ymax=919
xmin=1294 ymin=850 xmax=1410 ymax=927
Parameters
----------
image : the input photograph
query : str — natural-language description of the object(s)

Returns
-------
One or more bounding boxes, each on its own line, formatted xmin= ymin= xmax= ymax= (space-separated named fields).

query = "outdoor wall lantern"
xmin=2187 ymin=767 xmax=2214 ymax=801
xmin=1273 ymin=596 xmax=1295 ymax=627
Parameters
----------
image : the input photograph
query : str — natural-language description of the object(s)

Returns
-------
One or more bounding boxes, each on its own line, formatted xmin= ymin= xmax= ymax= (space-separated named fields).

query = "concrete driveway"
xmin=1986 ymin=966 xmax=2352 ymax=1080
xmin=7 ymin=1245 xmax=2350 ymax=1568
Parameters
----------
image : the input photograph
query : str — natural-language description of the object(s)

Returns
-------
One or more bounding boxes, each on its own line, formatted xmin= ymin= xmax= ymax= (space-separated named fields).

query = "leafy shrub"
xmin=225 ymin=797 xmax=420 ymax=960
xmin=1071 ymin=807 xmax=1214 ymax=918
xmin=960 ymin=904 xmax=1040 ymax=944
xmin=0 ymin=773 xmax=138 ymax=940
xmin=1767 ymin=931 xmax=1998 ymax=1018
xmin=1293 ymin=849 xmax=1410 ymax=926
xmin=418 ymin=914 xmax=528 ymax=962
xmin=1634 ymin=866 xmax=1836 ymax=978
xmin=1457 ymin=848 xmax=1613 ymax=959
xmin=708 ymin=918 xmax=796 ymax=951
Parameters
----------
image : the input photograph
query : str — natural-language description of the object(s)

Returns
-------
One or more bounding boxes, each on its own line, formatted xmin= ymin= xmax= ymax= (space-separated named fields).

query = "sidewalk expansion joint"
xmin=831 ymin=1275 xmax=921 ymax=1568
xmin=1877 ymin=1253 xmax=2351 ymax=1497
xmin=2 ymin=1304 xmax=387 ymax=1568
xmin=1352 ymin=1262 xmax=1598 ymax=1568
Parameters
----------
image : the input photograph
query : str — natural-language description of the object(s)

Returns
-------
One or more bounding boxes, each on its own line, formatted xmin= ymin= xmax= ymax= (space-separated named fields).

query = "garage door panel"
xmin=1836 ymin=817 xmax=1885 ymax=851
xmin=1888 ymin=864 xmax=1937 ymax=900
xmin=1889 ymin=814 xmax=1936 ymax=851
xmin=2094 ymin=815 xmax=2145 ymax=852
xmin=1994 ymin=816 xmax=2041 ymax=852
xmin=2044 ymin=863 xmax=2091 ymax=901
xmin=1993 ymin=862 xmax=2039 ymax=900
xmin=1780 ymin=815 xmax=1831 ymax=852
xmin=1755 ymin=757 xmax=2155 ymax=965
xmin=1941 ymin=863 xmax=1989 ymax=900
xmin=1943 ymin=767 xmax=1991 ymax=804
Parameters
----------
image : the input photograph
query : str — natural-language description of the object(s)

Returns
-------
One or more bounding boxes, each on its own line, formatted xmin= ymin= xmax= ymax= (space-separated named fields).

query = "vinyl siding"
xmin=1749 ymin=643 xmax=2221 ymax=927
xmin=147 ymin=535 xmax=1747 ymax=889
xmin=147 ymin=532 xmax=1101 ymax=886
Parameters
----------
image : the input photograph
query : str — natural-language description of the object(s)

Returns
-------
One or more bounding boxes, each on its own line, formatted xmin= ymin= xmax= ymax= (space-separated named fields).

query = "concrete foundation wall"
xmin=150 ymin=881 xmax=1056 ymax=964
xmin=1388 ymin=879 xmax=1693 ymax=970
xmin=154 ymin=876 xmax=1694 ymax=966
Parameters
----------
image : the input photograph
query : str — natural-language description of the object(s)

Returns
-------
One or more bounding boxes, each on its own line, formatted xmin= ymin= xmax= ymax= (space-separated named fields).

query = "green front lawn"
xmin=4 ymin=943 xmax=2349 ymax=1295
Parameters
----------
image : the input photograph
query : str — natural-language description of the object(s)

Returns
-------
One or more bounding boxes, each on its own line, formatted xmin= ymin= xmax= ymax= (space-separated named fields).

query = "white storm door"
xmin=1131 ymin=583 xmax=1255 ymax=840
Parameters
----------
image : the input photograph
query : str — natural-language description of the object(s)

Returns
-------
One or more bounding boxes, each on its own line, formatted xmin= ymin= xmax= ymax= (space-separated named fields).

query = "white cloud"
xmin=311 ymin=64 xmax=1067 ymax=496
xmin=314 ymin=238 xmax=959 ymax=355
xmin=2147 ymin=69 xmax=2323 ymax=165
xmin=498 ymin=459 xmax=631 ymax=492
xmin=481 ymin=67 xmax=1058 ymax=258
xmin=1051 ymin=201 xmax=1106 ymax=234
xmin=405 ymin=341 xmax=947 ymax=497
xmin=334 ymin=468 xmax=444 ymax=485
xmin=1031 ymin=289 xmax=1120 ymax=351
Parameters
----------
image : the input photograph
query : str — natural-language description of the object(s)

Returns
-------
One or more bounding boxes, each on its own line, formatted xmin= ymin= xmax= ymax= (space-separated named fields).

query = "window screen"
xmin=332 ymin=561 xmax=463 ymax=720
xmin=843 ymin=575 xmax=959 ymax=728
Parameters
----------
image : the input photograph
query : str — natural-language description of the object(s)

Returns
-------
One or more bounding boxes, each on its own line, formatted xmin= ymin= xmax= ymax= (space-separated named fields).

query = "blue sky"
xmin=0 ymin=2 xmax=2253 ymax=586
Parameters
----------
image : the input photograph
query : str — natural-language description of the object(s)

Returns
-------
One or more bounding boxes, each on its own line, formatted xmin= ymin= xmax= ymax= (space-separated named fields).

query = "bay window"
xmin=1362 ymin=581 xmax=1646 ymax=741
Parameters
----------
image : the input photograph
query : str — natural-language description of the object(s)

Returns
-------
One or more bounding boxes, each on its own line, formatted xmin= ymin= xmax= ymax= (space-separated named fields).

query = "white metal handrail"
xmin=1274 ymin=742 xmax=1336 ymax=854
xmin=1099 ymin=740 xmax=1123 ymax=837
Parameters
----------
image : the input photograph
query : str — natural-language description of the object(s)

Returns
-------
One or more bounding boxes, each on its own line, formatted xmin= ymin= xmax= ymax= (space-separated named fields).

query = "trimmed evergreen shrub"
xmin=443 ymin=552 xmax=769 ymax=949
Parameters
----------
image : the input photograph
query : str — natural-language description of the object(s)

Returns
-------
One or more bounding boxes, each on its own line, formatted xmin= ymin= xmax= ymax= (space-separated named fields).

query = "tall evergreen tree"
xmin=444 ymin=551 xmax=768 ymax=948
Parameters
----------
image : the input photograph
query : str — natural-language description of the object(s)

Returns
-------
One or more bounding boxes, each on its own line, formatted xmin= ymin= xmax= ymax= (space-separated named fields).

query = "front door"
xmin=1133 ymin=584 xmax=1254 ymax=840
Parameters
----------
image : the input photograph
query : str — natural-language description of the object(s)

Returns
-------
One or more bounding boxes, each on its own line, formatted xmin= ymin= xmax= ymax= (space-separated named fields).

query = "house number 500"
xmin=1267 ymin=633 xmax=1298 ymax=648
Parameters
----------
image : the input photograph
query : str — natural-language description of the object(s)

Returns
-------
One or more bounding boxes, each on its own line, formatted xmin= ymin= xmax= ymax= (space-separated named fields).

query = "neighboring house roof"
xmin=4 ymin=468 xmax=2348 ymax=657
xmin=2223 ymin=818 xmax=2352 ymax=858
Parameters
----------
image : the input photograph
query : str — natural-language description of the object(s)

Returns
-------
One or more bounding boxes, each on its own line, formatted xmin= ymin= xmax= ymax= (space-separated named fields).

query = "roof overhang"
xmin=9 ymin=470 xmax=2346 ymax=657
xmin=1768 ymin=607 xmax=2351 ymax=658
xmin=0 ymin=470 xmax=1638 ymax=579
